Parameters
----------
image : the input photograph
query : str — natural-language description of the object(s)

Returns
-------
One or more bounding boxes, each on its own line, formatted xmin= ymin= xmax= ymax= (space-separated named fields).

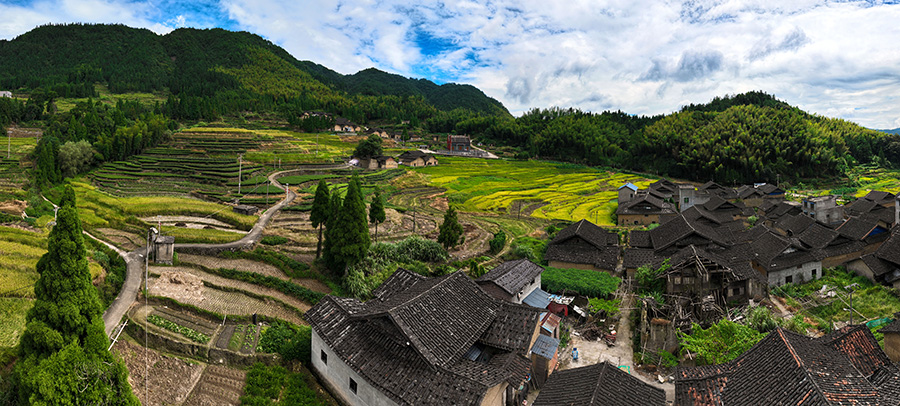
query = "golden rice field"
xmin=415 ymin=157 xmax=653 ymax=225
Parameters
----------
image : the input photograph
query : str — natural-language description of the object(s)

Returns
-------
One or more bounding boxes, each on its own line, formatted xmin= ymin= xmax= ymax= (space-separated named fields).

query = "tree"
xmin=15 ymin=185 xmax=138 ymax=404
xmin=437 ymin=205 xmax=464 ymax=250
xmin=353 ymin=133 xmax=383 ymax=158
xmin=369 ymin=187 xmax=386 ymax=243
xmin=330 ymin=173 xmax=370 ymax=272
xmin=636 ymin=259 xmax=670 ymax=296
xmin=309 ymin=180 xmax=331 ymax=259
xmin=321 ymin=190 xmax=343 ymax=274
xmin=57 ymin=139 xmax=94 ymax=178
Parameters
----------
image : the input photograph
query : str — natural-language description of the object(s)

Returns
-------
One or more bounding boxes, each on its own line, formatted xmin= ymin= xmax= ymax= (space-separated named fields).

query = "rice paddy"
xmin=414 ymin=157 xmax=653 ymax=225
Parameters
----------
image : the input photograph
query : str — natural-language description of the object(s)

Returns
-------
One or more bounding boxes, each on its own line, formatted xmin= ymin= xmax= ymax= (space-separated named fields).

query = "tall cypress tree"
xmin=322 ymin=189 xmax=343 ymax=274
xmin=309 ymin=180 xmax=331 ymax=259
xmin=369 ymin=187 xmax=386 ymax=243
xmin=15 ymin=185 xmax=138 ymax=405
xmin=330 ymin=173 xmax=370 ymax=272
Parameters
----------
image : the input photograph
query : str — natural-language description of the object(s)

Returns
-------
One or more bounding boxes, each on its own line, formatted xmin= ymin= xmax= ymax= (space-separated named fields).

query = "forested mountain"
xmin=429 ymin=92 xmax=900 ymax=184
xmin=0 ymin=24 xmax=509 ymax=118
xmin=877 ymin=128 xmax=900 ymax=135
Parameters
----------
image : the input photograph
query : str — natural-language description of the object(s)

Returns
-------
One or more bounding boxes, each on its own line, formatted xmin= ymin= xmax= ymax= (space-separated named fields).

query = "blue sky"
xmin=2 ymin=0 xmax=900 ymax=129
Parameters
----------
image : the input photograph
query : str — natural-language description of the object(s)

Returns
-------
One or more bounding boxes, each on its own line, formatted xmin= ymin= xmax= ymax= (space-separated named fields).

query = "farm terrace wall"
xmin=311 ymin=329 xmax=398 ymax=406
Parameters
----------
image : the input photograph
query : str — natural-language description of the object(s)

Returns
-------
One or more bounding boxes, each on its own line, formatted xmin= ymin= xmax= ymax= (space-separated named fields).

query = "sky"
xmin=2 ymin=0 xmax=900 ymax=129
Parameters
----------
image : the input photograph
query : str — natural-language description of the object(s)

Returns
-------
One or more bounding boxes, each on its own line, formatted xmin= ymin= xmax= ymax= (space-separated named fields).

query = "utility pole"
xmin=266 ymin=180 xmax=269 ymax=205
xmin=846 ymin=283 xmax=859 ymax=325
xmin=316 ymin=133 xmax=319 ymax=156
xmin=237 ymin=154 xmax=243 ymax=195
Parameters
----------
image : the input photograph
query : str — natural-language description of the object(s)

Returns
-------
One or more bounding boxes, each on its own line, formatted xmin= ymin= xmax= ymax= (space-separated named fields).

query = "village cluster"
xmin=305 ymin=178 xmax=900 ymax=405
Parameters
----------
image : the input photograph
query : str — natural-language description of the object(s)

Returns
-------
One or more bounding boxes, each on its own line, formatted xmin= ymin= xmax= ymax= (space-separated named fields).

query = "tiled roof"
xmin=701 ymin=182 xmax=738 ymax=200
xmin=846 ymin=198 xmax=879 ymax=215
xmin=476 ymin=259 xmax=544 ymax=296
xmin=397 ymin=150 xmax=433 ymax=162
xmin=880 ymin=315 xmax=900 ymax=334
xmin=676 ymin=326 xmax=897 ymax=406
xmin=617 ymin=193 xmax=676 ymax=215
xmin=749 ymin=230 xmax=818 ymax=272
xmin=664 ymin=245 xmax=765 ymax=285
xmin=545 ymin=244 xmax=619 ymax=270
xmin=551 ymin=219 xmax=618 ymax=248
xmin=649 ymin=215 xmax=731 ymax=251
xmin=306 ymin=271 xmax=540 ymax=405
xmin=863 ymin=190 xmax=896 ymax=205
xmin=530 ymin=334 xmax=559 ymax=360
xmin=764 ymin=201 xmax=802 ymax=219
xmin=757 ymin=183 xmax=783 ymax=195
xmin=737 ymin=185 xmax=764 ymax=199
xmin=628 ymin=230 xmax=652 ymax=248
xmin=861 ymin=254 xmax=897 ymax=278
xmin=774 ymin=213 xmax=815 ymax=236
xmin=836 ymin=217 xmax=882 ymax=241
xmin=649 ymin=179 xmax=678 ymax=195
xmin=876 ymin=231 xmax=900 ymax=265
xmin=534 ymin=362 xmax=666 ymax=406
xmin=623 ymin=248 xmax=663 ymax=269
xmin=798 ymin=223 xmax=839 ymax=249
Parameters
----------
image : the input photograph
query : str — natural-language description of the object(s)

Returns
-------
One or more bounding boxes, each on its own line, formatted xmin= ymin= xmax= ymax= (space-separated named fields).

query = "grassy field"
xmin=0 ymin=297 xmax=32 ymax=348
xmin=54 ymin=84 xmax=167 ymax=114
xmin=414 ymin=157 xmax=653 ymax=225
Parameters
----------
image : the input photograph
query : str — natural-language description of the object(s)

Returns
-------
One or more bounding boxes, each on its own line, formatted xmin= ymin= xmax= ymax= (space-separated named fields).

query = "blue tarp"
xmin=523 ymin=288 xmax=551 ymax=309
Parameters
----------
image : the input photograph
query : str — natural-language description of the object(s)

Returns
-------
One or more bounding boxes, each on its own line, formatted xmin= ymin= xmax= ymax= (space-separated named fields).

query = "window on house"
xmin=732 ymin=287 xmax=740 ymax=296
xmin=350 ymin=378 xmax=358 ymax=394
xmin=785 ymin=275 xmax=793 ymax=284
xmin=320 ymin=350 xmax=328 ymax=364
xmin=684 ymin=197 xmax=690 ymax=204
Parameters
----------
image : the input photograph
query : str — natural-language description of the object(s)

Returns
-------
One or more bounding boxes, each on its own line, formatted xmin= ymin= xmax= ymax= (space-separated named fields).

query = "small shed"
xmin=880 ymin=314 xmax=900 ymax=363
xmin=153 ymin=235 xmax=175 ymax=265
xmin=529 ymin=334 xmax=560 ymax=388
xmin=233 ymin=204 xmax=258 ymax=216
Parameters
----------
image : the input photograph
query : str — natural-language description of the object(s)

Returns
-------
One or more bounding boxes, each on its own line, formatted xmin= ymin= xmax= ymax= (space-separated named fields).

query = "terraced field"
xmin=0 ymin=130 xmax=38 ymax=193
xmin=414 ymin=157 xmax=653 ymax=225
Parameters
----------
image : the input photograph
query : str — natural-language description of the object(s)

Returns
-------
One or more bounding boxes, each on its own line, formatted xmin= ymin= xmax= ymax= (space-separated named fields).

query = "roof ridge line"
xmin=778 ymin=328 xmax=830 ymax=403
xmin=589 ymin=362 xmax=608 ymax=405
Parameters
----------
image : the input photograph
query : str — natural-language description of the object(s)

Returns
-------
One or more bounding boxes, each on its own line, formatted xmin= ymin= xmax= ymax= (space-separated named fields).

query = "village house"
xmin=545 ymin=219 xmax=620 ymax=274
xmin=848 ymin=229 xmax=900 ymax=289
xmin=675 ymin=326 xmax=900 ymax=405
xmin=475 ymin=259 xmax=545 ymax=305
xmin=747 ymin=229 xmax=822 ymax=286
xmin=306 ymin=270 xmax=542 ymax=406
xmin=447 ymin=135 xmax=471 ymax=152
xmin=533 ymin=362 xmax=666 ymax=406
xmin=699 ymin=181 xmax=738 ymax=201
xmin=759 ymin=200 xmax=802 ymax=224
xmin=616 ymin=192 xmax=678 ymax=226
xmin=333 ymin=117 xmax=363 ymax=133
xmin=845 ymin=190 xmax=897 ymax=227
xmin=802 ymin=194 xmax=844 ymax=225
xmin=355 ymin=155 xmax=398 ymax=170
xmin=617 ymin=183 xmax=638 ymax=204
xmin=0 ymin=91 xmax=11 ymax=98
xmin=880 ymin=314 xmax=900 ymax=363
xmin=397 ymin=150 xmax=438 ymax=167
xmin=648 ymin=179 xmax=679 ymax=199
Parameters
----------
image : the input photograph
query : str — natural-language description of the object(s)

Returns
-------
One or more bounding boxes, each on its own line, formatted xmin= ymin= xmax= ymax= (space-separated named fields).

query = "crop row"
xmin=147 ymin=314 xmax=211 ymax=343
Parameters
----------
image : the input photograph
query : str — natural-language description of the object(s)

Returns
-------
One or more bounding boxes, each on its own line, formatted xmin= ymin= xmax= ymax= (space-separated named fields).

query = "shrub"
xmin=368 ymin=236 xmax=448 ymax=263
xmin=542 ymin=267 xmax=621 ymax=297
xmin=258 ymin=321 xmax=312 ymax=364
xmin=260 ymin=235 xmax=289 ymax=246
xmin=509 ymin=237 xmax=547 ymax=264
xmin=588 ymin=297 xmax=621 ymax=317
xmin=679 ymin=320 xmax=763 ymax=365
xmin=223 ymin=248 xmax=311 ymax=278
xmin=747 ymin=305 xmax=778 ymax=333
xmin=488 ymin=230 xmax=506 ymax=254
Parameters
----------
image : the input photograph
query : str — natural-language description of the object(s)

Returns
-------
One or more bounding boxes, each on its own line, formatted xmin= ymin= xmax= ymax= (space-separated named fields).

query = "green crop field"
xmin=414 ymin=157 xmax=653 ymax=225
xmin=0 ymin=297 xmax=32 ymax=348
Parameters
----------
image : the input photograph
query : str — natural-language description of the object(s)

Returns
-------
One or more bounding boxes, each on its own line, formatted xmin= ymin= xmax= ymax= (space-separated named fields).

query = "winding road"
xmin=100 ymin=170 xmax=298 ymax=337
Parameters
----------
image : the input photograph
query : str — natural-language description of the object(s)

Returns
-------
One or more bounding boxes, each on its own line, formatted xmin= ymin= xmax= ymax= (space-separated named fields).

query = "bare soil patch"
xmin=113 ymin=339 xmax=204 ymax=406
xmin=96 ymin=228 xmax=143 ymax=251
xmin=144 ymin=216 xmax=245 ymax=233
xmin=179 ymin=253 xmax=287 ymax=280
xmin=0 ymin=200 xmax=26 ymax=216
xmin=183 ymin=365 xmax=247 ymax=406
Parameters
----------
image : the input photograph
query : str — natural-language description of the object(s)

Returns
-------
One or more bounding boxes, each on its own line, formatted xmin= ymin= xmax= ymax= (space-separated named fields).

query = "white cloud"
xmin=3 ymin=0 xmax=900 ymax=128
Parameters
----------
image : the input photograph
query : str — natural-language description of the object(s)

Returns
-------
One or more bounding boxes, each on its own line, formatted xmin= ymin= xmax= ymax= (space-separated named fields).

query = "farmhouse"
xmin=476 ymin=259 xmax=545 ymax=305
xmin=748 ymin=230 xmax=822 ymax=287
xmin=616 ymin=192 xmax=677 ymax=226
xmin=356 ymin=155 xmax=398 ymax=170
xmin=845 ymin=191 xmax=897 ymax=227
xmin=447 ymin=135 xmax=471 ymax=152
xmin=675 ymin=326 xmax=900 ymax=405
xmin=545 ymin=219 xmax=620 ymax=274
xmin=333 ymin=117 xmax=362 ymax=133
xmin=802 ymin=194 xmax=844 ymax=225
xmin=848 ymin=230 xmax=900 ymax=289
xmin=397 ymin=150 xmax=438 ymax=167
xmin=617 ymin=182 xmax=638 ymax=204
xmin=699 ymin=181 xmax=738 ymax=201
xmin=306 ymin=270 xmax=541 ymax=406
xmin=533 ymin=362 xmax=666 ymax=406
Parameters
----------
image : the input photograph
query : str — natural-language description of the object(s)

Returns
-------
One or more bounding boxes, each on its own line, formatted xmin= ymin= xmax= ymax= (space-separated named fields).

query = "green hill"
xmin=0 ymin=24 xmax=508 ymax=116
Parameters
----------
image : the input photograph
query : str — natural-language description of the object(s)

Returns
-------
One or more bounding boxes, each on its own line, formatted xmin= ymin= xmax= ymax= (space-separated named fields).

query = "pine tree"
xmin=369 ymin=187 xmax=386 ymax=243
xmin=438 ymin=205 xmax=464 ymax=250
xmin=331 ymin=173 xmax=370 ymax=272
xmin=310 ymin=180 xmax=331 ymax=259
xmin=15 ymin=185 xmax=138 ymax=405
